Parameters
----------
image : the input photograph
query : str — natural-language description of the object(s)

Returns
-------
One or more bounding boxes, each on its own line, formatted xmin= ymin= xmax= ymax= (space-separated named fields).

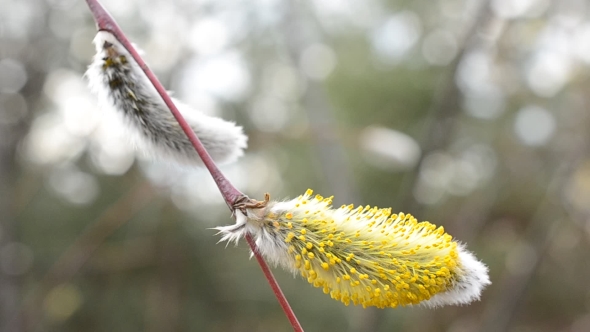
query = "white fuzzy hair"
xmin=422 ymin=244 xmax=490 ymax=307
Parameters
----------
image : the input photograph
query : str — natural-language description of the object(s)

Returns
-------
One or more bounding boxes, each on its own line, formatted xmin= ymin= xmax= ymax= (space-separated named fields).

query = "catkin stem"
xmin=245 ymin=234 xmax=304 ymax=332
xmin=84 ymin=1 xmax=304 ymax=330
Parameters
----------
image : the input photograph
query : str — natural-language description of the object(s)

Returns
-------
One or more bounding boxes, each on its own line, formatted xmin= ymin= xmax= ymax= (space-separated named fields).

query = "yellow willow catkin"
xmin=216 ymin=189 xmax=490 ymax=309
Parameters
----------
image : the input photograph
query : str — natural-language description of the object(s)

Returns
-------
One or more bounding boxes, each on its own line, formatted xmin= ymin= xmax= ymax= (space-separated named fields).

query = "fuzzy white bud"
xmin=86 ymin=31 xmax=247 ymax=165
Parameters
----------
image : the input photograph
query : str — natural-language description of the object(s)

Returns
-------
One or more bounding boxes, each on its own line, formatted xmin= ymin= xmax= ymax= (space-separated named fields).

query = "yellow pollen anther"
xmin=245 ymin=188 xmax=474 ymax=309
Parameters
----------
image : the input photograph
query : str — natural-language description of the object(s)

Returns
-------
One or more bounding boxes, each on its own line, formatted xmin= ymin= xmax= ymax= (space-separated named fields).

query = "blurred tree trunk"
xmin=0 ymin=111 xmax=26 ymax=331
xmin=282 ymin=0 xmax=359 ymax=205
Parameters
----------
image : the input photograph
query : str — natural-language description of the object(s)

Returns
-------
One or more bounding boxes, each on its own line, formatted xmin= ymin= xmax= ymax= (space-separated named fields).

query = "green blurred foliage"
xmin=2 ymin=0 xmax=590 ymax=331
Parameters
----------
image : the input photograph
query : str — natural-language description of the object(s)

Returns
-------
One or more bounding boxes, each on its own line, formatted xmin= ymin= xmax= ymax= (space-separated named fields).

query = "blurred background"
xmin=1 ymin=0 xmax=590 ymax=331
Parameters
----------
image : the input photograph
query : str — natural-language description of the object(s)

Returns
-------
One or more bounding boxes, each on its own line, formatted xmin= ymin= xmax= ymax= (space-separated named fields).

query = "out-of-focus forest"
xmin=1 ymin=0 xmax=590 ymax=331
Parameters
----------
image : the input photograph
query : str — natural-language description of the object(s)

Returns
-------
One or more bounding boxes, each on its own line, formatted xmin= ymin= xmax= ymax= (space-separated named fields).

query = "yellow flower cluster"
xmin=261 ymin=189 xmax=460 ymax=308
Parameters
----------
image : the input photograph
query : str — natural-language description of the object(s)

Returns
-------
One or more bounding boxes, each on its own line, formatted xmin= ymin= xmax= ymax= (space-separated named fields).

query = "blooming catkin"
xmin=86 ymin=31 xmax=247 ymax=165
xmin=216 ymin=189 xmax=490 ymax=308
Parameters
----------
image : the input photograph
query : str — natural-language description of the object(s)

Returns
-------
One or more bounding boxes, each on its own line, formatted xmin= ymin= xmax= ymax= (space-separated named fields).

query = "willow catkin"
xmin=86 ymin=31 xmax=247 ymax=165
xmin=216 ymin=189 xmax=490 ymax=308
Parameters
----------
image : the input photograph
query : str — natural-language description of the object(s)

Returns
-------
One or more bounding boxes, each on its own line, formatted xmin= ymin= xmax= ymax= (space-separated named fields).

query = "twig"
xmin=479 ymin=165 xmax=571 ymax=332
xmin=477 ymin=101 xmax=590 ymax=331
xmin=281 ymin=0 xmax=359 ymax=204
xmin=396 ymin=0 xmax=494 ymax=216
xmin=245 ymin=234 xmax=304 ymax=332
xmin=83 ymin=1 xmax=304 ymax=330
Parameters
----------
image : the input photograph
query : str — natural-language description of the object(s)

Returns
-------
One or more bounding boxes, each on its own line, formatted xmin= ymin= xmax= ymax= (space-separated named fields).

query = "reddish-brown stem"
xmin=84 ymin=1 xmax=303 ymax=330
xmin=245 ymin=234 xmax=304 ymax=332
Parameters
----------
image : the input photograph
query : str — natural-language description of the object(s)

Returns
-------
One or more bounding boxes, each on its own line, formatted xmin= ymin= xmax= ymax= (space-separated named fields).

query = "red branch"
xmin=245 ymin=234 xmax=304 ymax=332
xmin=84 ymin=1 xmax=304 ymax=331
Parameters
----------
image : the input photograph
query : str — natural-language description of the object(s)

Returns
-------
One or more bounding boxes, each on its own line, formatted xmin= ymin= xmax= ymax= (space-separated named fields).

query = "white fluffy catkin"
xmin=86 ymin=31 xmax=247 ymax=165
